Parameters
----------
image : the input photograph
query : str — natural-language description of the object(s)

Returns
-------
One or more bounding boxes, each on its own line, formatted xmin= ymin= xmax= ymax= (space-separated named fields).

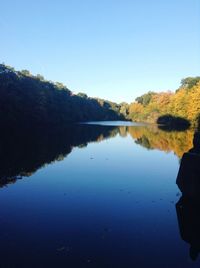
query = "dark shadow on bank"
xmin=176 ymin=132 xmax=200 ymax=261
xmin=157 ymin=115 xmax=190 ymax=131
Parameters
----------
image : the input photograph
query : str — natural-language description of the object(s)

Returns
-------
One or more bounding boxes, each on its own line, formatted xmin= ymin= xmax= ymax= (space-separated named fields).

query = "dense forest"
xmin=128 ymin=77 xmax=200 ymax=128
xmin=0 ymin=64 xmax=125 ymax=127
xmin=0 ymin=64 xmax=199 ymax=128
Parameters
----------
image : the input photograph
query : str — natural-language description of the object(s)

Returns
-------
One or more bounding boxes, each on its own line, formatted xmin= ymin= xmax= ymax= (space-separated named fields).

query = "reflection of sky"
xmin=81 ymin=121 xmax=147 ymax=126
xmin=0 ymin=130 xmax=197 ymax=267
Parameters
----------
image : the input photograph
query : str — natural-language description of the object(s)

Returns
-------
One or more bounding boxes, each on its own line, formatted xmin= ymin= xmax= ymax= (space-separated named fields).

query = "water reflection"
xmin=176 ymin=132 xmax=200 ymax=261
xmin=0 ymin=125 xmax=117 ymax=186
xmin=128 ymin=125 xmax=193 ymax=158
xmin=0 ymin=122 xmax=199 ymax=267
xmin=0 ymin=123 xmax=195 ymax=187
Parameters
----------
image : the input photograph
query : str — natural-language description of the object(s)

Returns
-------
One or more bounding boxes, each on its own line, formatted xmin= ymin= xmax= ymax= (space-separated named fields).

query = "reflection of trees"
xmin=127 ymin=126 xmax=194 ymax=158
xmin=0 ymin=124 xmax=194 ymax=187
xmin=118 ymin=126 xmax=128 ymax=137
xmin=0 ymin=125 xmax=117 ymax=187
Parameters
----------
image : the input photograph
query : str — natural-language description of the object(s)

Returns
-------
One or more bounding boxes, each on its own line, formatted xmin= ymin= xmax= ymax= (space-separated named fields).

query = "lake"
xmin=0 ymin=121 xmax=199 ymax=267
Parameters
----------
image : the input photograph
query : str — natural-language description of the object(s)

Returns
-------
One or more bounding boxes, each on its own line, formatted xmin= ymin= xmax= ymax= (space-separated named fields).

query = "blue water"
xmin=0 ymin=122 xmax=198 ymax=267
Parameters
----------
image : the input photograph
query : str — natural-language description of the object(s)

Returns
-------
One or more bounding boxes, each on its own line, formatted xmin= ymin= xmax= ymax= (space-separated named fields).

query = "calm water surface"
xmin=0 ymin=122 xmax=198 ymax=267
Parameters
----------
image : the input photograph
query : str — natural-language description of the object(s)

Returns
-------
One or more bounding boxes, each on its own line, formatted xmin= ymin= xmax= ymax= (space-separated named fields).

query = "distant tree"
xmin=55 ymin=82 xmax=64 ymax=88
xmin=119 ymin=102 xmax=129 ymax=117
xmin=21 ymin=69 xmax=31 ymax=76
xmin=77 ymin=92 xmax=88 ymax=98
xmin=36 ymin=74 xmax=44 ymax=80
xmin=0 ymin=64 xmax=15 ymax=72
xmin=180 ymin=77 xmax=200 ymax=90
xmin=136 ymin=91 xmax=156 ymax=106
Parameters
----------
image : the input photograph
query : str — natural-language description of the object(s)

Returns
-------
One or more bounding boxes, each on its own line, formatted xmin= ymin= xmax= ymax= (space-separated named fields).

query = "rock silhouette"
xmin=176 ymin=132 xmax=200 ymax=261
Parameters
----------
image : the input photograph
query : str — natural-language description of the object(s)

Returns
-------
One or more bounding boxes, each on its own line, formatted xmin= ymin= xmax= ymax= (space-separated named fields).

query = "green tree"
xmin=21 ymin=69 xmax=31 ymax=76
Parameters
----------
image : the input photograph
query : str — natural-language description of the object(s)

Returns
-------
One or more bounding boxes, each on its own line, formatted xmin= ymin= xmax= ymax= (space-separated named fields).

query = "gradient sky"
xmin=1 ymin=0 xmax=199 ymax=103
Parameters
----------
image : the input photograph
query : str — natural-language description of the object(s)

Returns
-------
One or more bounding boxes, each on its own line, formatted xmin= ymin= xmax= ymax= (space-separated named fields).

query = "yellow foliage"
xmin=129 ymin=81 xmax=200 ymax=126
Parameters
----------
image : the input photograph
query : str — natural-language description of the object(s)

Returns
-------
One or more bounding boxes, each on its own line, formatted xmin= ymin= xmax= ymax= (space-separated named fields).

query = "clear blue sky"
xmin=1 ymin=0 xmax=199 ymax=103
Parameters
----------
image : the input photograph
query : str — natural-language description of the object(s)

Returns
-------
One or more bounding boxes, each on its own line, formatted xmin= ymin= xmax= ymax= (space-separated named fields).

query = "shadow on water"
xmin=0 ymin=123 xmax=195 ymax=187
xmin=176 ymin=132 xmax=200 ymax=261
xmin=0 ymin=124 xmax=118 ymax=187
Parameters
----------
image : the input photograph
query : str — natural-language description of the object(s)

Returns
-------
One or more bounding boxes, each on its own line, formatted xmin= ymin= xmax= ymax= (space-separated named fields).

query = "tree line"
xmin=0 ymin=64 xmax=125 ymax=128
xmin=0 ymin=63 xmax=199 ymax=128
xmin=128 ymin=77 xmax=200 ymax=128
